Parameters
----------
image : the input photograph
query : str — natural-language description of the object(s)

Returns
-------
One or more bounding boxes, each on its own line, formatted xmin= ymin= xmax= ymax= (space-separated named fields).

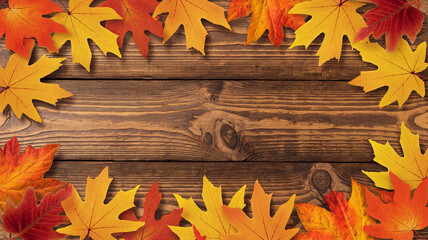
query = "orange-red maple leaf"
xmin=121 ymin=182 xmax=182 ymax=240
xmin=2 ymin=185 xmax=72 ymax=240
xmin=365 ymin=172 xmax=428 ymax=240
xmin=227 ymin=0 xmax=305 ymax=47
xmin=294 ymin=179 xmax=376 ymax=239
xmin=100 ymin=0 xmax=163 ymax=57
xmin=355 ymin=0 xmax=424 ymax=52
xmin=0 ymin=137 xmax=67 ymax=210
xmin=0 ymin=0 xmax=67 ymax=58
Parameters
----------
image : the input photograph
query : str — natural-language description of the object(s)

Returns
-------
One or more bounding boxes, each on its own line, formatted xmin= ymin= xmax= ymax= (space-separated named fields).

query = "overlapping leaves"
xmin=2 ymin=135 xmax=428 ymax=239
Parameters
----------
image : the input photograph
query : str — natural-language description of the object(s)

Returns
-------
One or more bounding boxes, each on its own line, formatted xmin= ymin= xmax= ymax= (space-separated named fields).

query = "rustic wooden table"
xmin=1 ymin=0 xmax=428 ymax=238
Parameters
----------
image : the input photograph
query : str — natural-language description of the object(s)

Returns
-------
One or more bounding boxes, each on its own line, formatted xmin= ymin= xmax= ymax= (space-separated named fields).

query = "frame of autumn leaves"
xmin=0 ymin=0 xmax=428 ymax=239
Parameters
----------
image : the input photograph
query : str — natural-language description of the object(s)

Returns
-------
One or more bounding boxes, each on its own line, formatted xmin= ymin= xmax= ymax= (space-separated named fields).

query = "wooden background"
xmin=1 ymin=0 xmax=428 ymax=237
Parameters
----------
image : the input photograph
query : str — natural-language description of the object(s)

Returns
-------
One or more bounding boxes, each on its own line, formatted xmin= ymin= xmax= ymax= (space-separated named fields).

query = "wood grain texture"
xmin=0 ymin=1 xmax=426 ymax=80
xmin=2 ymin=80 xmax=428 ymax=162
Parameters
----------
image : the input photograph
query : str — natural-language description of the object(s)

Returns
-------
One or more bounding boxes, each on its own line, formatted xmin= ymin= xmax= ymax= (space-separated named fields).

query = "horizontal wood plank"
xmin=2 ymin=80 xmax=428 ymax=162
xmin=0 ymin=1 xmax=426 ymax=80
xmin=45 ymin=161 xmax=386 ymax=224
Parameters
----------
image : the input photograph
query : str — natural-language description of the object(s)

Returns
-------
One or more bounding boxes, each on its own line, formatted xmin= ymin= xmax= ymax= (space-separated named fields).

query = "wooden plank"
xmin=0 ymin=1 xmax=426 ymax=80
xmin=45 ymin=161 xmax=386 ymax=223
xmin=1 ymin=80 xmax=428 ymax=162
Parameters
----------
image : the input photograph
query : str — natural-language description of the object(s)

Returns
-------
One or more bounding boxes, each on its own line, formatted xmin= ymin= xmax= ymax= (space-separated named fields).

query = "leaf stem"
xmin=414 ymin=73 xmax=428 ymax=80
xmin=414 ymin=230 xmax=427 ymax=240
xmin=0 ymin=86 xmax=8 ymax=95
xmin=0 ymin=0 xmax=9 ymax=8
xmin=56 ymin=0 xmax=69 ymax=13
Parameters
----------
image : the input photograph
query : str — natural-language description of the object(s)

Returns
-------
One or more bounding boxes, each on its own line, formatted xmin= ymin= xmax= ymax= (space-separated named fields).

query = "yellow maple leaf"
xmin=294 ymin=179 xmax=375 ymax=239
xmin=222 ymin=181 xmax=299 ymax=240
xmin=0 ymin=44 xmax=72 ymax=122
xmin=56 ymin=167 xmax=144 ymax=240
xmin=153 ymin=0 xmax=231 ymax=55
xmin=363 ymin=122 xmax=428 ymax=191
xmin=169 ymin=176 xmax=246 ymax=240
xmin=349 ymin=40 xmax=428 ymax=107
xmin=289 ymin=0 xmax=367 ymax=66
xmin=51 ymin=0 xmax=122 ymax=72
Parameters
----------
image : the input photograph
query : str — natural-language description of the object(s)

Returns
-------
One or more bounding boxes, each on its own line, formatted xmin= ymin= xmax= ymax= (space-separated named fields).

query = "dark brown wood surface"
xmin=2 ymin=80 xmax=428 ymax=163
xmin=1 ymin=0 xmax=428 ymax=238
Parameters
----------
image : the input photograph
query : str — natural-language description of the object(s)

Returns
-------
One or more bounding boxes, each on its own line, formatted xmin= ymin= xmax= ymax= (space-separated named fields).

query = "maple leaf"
xmin=0 ymin=0 xmax=67 ymax=58
xmin=169 ymin=176 xmax=246 ymax=240
xmin=99 ymin=0 xmax=163 ymax=57
xmin=120 ymin=182 xmax=182 ymax=240
xmin=153 ymin=0 xmax=231 ymax=55
xmin=363 ymin=122 xmax=428 ymax=190
xmin=51 ymin=0 xmax=122 ymax=71
xmin=193 ymin=226 xmax=206 ymax=240
xmin=349 ymin=40 xmax=427 ymax=107
xmin=56 ymin=167 xmax=144 ymax=240
xmin=0 ymin=137 xmax=67 ymax=211
xmin=227 ymin=0 xmax=306 ymax=47
xmin=289 ymin=0 xmax=367 ymax=66
xmin=364 ymin=172 xmax=428 ymax=240
xmin=294 ymin=178 xmax=375 ymax=239
xmin=227 ymin=0 xmax=253 ymax=22
xmin=0 ymin=42 xmax=72 ymax=122
xmin=222 ymin=181 xmax=298 ymax=240
xmin=2 ymin=185 xmax=72 ymax=240
xmin=355 ymin=0 xmax=424 ymax=52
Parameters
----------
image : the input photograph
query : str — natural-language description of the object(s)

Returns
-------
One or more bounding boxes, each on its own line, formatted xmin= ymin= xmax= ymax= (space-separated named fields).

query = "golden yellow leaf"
xmin=363 ymin=122 xmax=428 ymax=191
xmin=349 ymin=39 xmax=427 ymax=107
xmin=56 ymin=167 xmax=143 ymax=240
xmin=153 ymin=0 xmax=231 ymax=54
xmin=169 ymin=176 xmax=246 ymax=240
xmin=289 ymin=0 xmax=367 ymax=66
xmin=51 ymin=0 xmax=122 ymax=71
xmin=0 ymin=44 xmax=72 ymax=122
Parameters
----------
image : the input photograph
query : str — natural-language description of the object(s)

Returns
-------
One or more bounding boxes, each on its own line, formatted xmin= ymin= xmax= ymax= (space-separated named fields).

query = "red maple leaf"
xmin=121 ymin=182 xmax=183 ymax=240
xmin=355 ymin=0 xmax=424 ymax=52
xmin=365 ymin=172 xmax=428 ymax=240
xmin=100 ymin=0 xmax=163 ymax=57
xmin=193 ymin=226 xmax=206 ymax=240
xmin=2 ymin=185 xmax=72 ymax=240
xmin=0 ymin=0 xmax=67 ymax=57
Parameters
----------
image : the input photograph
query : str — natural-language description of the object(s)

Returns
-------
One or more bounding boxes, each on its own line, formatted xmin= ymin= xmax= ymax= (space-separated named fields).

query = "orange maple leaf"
xmin=294 ymin=179 xmax=376 ymax=239
xmin=227 ymin=0 xmax=305 ymax=47
xmin=100 ymin=0 xmax=163 ymax=57
xmin=222 ymin=181 xmax=299 ymax=240
xmin=365 ymin=172 xmax=428 ymax=240
xmin=0 ymin=137 xmax=67 ymax=210
xmin=153 ymin=0 xmax=230 ymax=54
xmin=0 ymin=0 xmax=67 ymax=57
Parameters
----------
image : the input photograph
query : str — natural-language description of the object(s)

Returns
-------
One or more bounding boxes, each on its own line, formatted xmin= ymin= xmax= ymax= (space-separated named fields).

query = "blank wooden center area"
xmin=1 ymin=0 xmax=428 ymax=236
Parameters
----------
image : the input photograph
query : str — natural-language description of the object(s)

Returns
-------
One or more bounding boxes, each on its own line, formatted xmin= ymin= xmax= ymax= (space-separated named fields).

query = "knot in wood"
xmin=220 ymin=124 xmax=237 ymax=149
xmin=204 ymin=132 xmax=213 ymax=145
xmin=311 ymin=169 xmax=332 ymax=192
